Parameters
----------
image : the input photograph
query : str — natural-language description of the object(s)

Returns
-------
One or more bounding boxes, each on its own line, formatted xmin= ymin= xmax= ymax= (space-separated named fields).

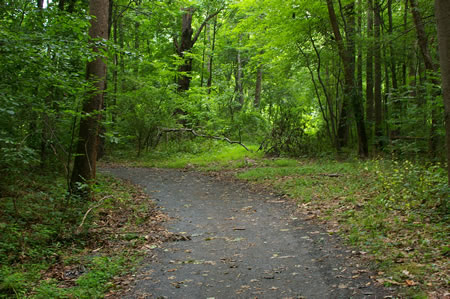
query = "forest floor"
xmin=102 ymin=166 xmax=396 ymax=298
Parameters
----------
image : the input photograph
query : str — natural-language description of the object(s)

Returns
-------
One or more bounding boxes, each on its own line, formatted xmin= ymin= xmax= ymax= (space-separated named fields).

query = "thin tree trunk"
xmin=326 ymin=0 xmax=368 ymax=156
xmin=254 ymin=63 xmax=263 ymax=108
xmin=402 ymin=0 xmax=409 ymax=86
xmin=366 ymin=0 xmax=374 ymax=140
xmin=236 ymin=36 xmax=244 ymax=108
xmin=409 ymin=0 xmax=439 ymax=157
xmin=200 ymin=21 xmax=208 ymax=87
xmin=306 ymin=37 xmax=339 ymax=150
xmin=112 ymin=5 xmax=118 ymax=124
xmin=356 ymin=0 xmax=363 ymax=98
xmin=435 ymin=0 xmax=450 ymax=184
xmin=67 ymin=0 xmax=76 ymax=13
xmin=176 ymin=8 xmax=221 ymax=92
xmin=70 ymin=0 xmax=109 ymax=195
xmin=58 ymin=0 xmax=65 ymax=10
xmin=326 ymin=0 xmax=350 ymax=148
xmin=207 ymin=17 xmax=217 ymax=93
xmin=374 ymin=0 xmax=383 ymax=149
xmin=387 ymin=0 xmax=398 ymax=90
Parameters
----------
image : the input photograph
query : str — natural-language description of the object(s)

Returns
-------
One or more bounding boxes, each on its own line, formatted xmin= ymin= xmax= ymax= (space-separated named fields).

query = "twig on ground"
xmin=76 ymin=195 xmax=112 ymax=234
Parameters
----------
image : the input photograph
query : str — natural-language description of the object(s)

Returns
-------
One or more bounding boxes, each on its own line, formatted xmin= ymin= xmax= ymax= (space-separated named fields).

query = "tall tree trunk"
xmin=356 ymin=0 xmax=363 ymax=98
xmin=58 ymin=0 xmax=65 ymax=10
xmin=176 ymin=8 xmax=195 ymax=92
xmin=236 ymin=38 xmax=244 ymax=108
xmin=326 ymin=0 xmax=368 ymax=156
xmin=402 ymin=0 xmax=409 ymax=86
xmin=327 ymin=0 xmax=350 ymax=148
xmin=409 ymin=0 xmax=439 ymax=157
xmin=70 ymin=0 xmax=109 ymax=195
xmin=67 ymin=0 xmax=77 ymax=13
xmin=374 ymin=0 xmax=383 ymax=149
xmin=207 ymin=17 xmax=217 ymax=94
xmin=435 ymin=0 xmax=450 ymax=184
xmin=112 ymin=4 xmax=118 ymax=124
xmin=200 ymin=21 xmax=208 ymax=88
xmin=254 ymin=63 xmax=263 ymax=108
xmin=387 ymin=0 xmax=398 ymax=90
xmin=366 ymin=0 xmax=374 ymax=140
xmin=175 ymin=8 xmax=221 ymax=92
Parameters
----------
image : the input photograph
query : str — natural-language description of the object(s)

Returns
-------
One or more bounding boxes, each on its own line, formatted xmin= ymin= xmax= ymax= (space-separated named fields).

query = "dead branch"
xmin=76 ymin=195 xmax=113 ymax=234
xmin=159 ymin=127 xmax=252 ymax=152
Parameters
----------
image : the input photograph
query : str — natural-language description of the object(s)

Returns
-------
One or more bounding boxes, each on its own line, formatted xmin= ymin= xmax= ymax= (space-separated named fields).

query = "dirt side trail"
xmin=102 ymin=167 xmax=394 ymax=299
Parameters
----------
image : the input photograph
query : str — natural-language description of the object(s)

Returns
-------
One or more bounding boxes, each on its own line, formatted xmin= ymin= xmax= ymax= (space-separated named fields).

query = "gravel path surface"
xmin=102 ymin=167 xmax=393 ymax=299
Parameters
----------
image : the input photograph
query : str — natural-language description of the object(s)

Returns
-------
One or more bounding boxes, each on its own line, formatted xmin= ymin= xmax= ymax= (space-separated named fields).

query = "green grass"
xmin=108 ymin=140 xmax=263 ymax=169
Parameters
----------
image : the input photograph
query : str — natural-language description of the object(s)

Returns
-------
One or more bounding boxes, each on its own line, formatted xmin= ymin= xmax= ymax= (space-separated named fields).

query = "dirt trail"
xmin=102 ymin=167 xmax=393 ymax=299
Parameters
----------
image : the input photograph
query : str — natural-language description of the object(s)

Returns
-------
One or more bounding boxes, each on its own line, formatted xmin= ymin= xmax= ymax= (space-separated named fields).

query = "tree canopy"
xmin=0 ymin=0 xmax=448 ymax=183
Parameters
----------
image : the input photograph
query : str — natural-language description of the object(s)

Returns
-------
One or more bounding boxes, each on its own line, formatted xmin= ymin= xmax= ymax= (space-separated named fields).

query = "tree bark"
xmin=175 ymin=8 xmax=221 ymax=92
xmin=207 ymin=17 xmax=217 ymax=93
xmin=387 ymin=0 xmax=398 ymax=90
xmin=67 ymin=0 xmax=77 ymax=13
xmin=409 ymin=0 xmax=439 ymax=157
xmin=58 ymin=0 xmax=65 ymax=10
xmin=236 ymin=36 xmax=244 ymax=108
xmin=200 ymin=21 xmax=208 ymax=87
xmin=176 ymin=7 xmax=195 ymax=92
xmin=254 ymin=63 xmax=263 ymax=108
xmin=326 ymin=0 xmax=350 ymax=148
xmin=374 ymin=0 xmax=383 ymax=149
xmin=326 ymin=0 xmax=368 ymax=157
xmin=356 ymin=0 xmax=363 ymax=99
xmin=70 ymin=0 xmax=109 ymax=195
xmin=435 ymin=0 xmax=450 ymax=184
xmin=366 ymin=0 xmax=374 ymax=139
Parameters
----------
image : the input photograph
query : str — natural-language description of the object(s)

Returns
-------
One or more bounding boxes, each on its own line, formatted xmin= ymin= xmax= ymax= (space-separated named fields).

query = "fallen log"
xmin=158 ymin=127 xmax=252 ymax=152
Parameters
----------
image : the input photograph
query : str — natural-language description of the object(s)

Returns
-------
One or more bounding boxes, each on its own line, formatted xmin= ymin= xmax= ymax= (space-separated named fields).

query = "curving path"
xmin=102 ymin=167 xmax=393 ymax=299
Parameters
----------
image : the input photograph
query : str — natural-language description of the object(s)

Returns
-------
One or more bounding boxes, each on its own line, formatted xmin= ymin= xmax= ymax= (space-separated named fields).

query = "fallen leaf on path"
xmin=405 ymin=280 xmax=417 ymax=286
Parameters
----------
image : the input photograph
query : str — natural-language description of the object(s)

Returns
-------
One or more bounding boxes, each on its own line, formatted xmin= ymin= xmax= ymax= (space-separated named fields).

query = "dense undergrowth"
xmin=109 ymin=140 xmax=449 ymax=298
xmin=0 ymin=171 xmax=166 ymax=298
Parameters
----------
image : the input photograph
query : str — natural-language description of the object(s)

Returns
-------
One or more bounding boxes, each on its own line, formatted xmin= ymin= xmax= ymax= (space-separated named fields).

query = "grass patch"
xmin=0 ymin=171 xmax=168 ymax=298
xmin=107 ymin=140 xmax=263 ymax=170
xmin=237 ymin=158 xmax=449 ymax=297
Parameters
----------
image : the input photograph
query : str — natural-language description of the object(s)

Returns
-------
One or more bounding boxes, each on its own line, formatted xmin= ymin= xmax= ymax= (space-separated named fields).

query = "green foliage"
xmin=373 ymin=159 xmax=449 ymax=217
xmin=0 ymin=171 xmax=154 ymax=298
